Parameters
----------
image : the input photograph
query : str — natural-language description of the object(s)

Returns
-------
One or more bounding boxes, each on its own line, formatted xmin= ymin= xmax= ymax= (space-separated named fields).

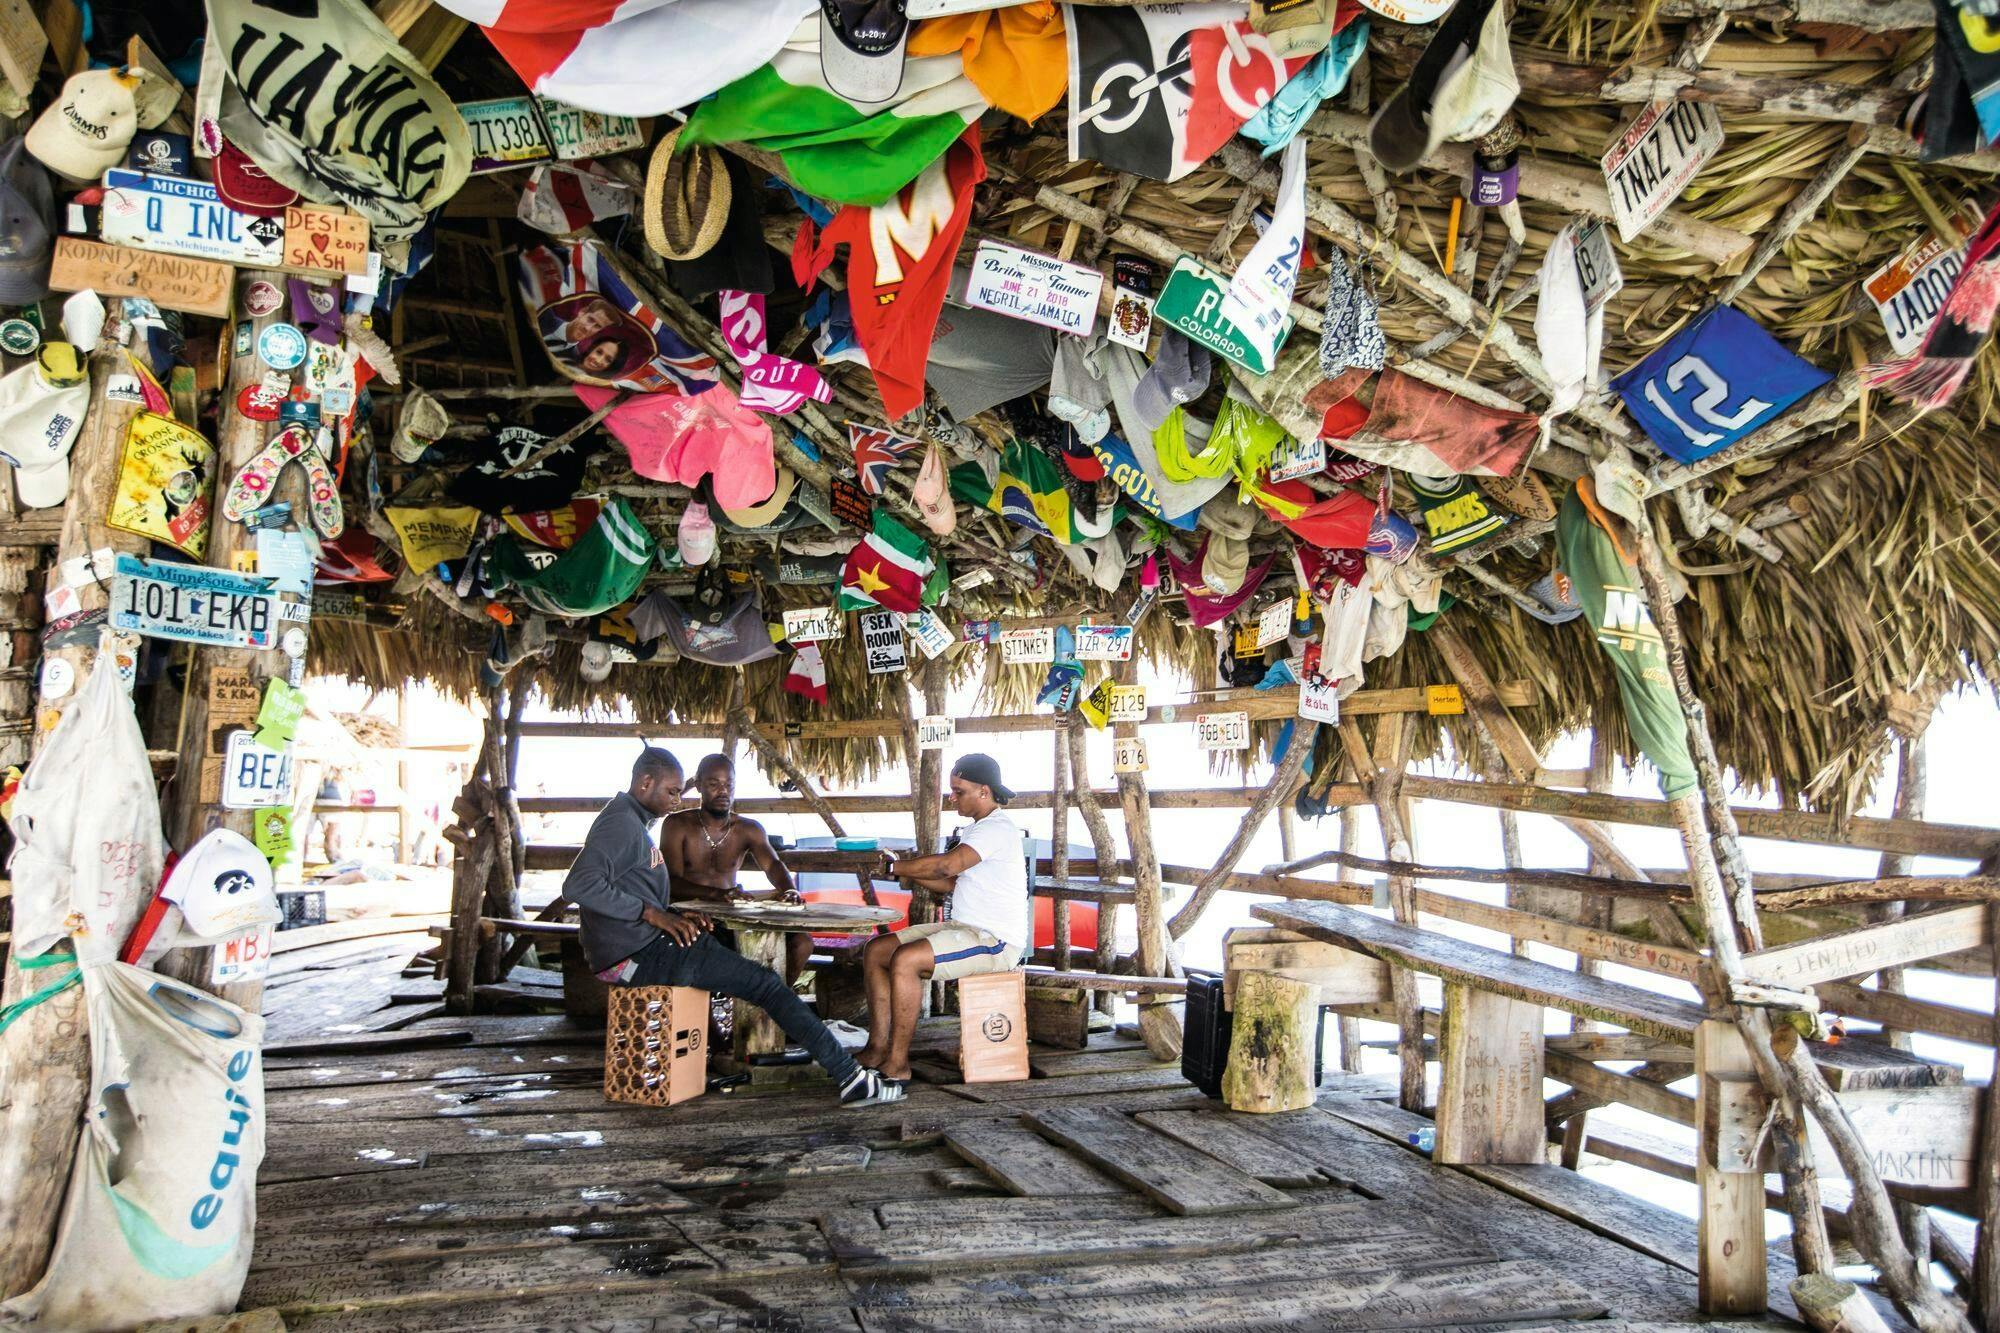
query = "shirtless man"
xmin=660 ymin=754 xmax=814 ymax=982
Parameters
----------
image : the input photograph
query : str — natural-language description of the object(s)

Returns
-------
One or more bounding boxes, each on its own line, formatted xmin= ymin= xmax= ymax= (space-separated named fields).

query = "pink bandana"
xmin=718 ymin=289 xmax=831 ymax=416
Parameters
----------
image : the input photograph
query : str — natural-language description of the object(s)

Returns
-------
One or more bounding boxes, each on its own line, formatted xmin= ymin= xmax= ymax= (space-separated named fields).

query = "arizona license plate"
xmin=458 ymin=96 xmax=552 ymax=174
xmin=112 ymin=554 xmax=280 ymax=649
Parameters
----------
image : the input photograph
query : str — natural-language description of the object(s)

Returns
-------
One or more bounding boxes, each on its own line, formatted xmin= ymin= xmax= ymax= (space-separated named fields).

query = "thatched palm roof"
xmin=319 ymin=1 xmax=2000 ymax=813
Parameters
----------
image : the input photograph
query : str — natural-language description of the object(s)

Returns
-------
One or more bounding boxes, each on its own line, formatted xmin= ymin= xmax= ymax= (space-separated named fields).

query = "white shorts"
xmin=894 ymin=921 xmax=1016 ymax=982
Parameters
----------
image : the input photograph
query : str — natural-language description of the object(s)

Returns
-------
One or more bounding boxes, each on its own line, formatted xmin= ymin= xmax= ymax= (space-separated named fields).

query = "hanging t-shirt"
xmin=1410 ymin=473 xmax=1510 ymax=552
xmin=949 ymin=810 xmax=1029 ymax=953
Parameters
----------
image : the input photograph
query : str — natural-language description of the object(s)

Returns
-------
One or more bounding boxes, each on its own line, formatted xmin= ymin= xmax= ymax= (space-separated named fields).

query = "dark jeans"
xmin=626 ymin=931 xmax=857 ymax=1084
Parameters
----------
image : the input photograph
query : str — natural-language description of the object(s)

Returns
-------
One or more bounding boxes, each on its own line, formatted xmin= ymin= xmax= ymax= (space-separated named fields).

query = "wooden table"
xmin=678 ymin=897 xmax=898 ymax=1068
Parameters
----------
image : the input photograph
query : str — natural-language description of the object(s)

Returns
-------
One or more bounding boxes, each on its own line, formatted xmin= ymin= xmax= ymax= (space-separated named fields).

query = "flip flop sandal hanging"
xmin=222 ymin=424 xmax=344 ymax=535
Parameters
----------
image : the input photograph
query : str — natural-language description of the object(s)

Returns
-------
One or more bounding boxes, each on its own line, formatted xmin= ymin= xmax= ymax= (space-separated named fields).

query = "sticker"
xmin=1426 ymin=684 xmax=1465 ymax=715
xmin=963 ymin=240 xmax=1104 ymax=337
xmin=1108 ymin=684 xmax=1147 ymax=723
xmin=907 ymin=608 xmax=953 ymax=660
xmin=44 ymin=583 xmax=80 ymax=621
xmin=1113 ymin=736 xmax=1147 ymax=773
xmin=782 ymin=606 xmax=841 ymax=644
xmin=321 ymin=385 xmax=354 ymax=416
xmin=108 ymin=631 xmax=140 ymax=691
xmin=304 ymin=341 xmax=341 ymax=393
xmin=253 ymin=807 xmax=293 ymax=863
xmin=0 ymin=317 xmax=38 ymax=355
xmin=860 ymin=608 xmax=907 ymax=674
xmin=108 ymin=411 xmax=216 ymax=559
xmin=221 ymin=728 xmax=293 ymax=809
xmin=1196 ymin=711 xmax=1250 ymax=751
xmin=1299 ymin=674 xmax=1340 ymax=724
xmin=281 ymin=626 xmax=307 ymax=657
xmin=917 ymin=715 xmax=955 ymax=750
xmin=828 ymin=476 xmax=871 ymax=529
xmin=234 ymin=321 xmax=253 ymax=356
xmin=999 ymin=626 xmax=1055 ymax=664
xmin=254 ymin=677 xmax=306 ymax=748
xmin=1073 ymin=624 xmax=1134 ymax=661
xmin=256 ymin=528 xmax=316 ymax=594
xmin=237 ymin=382 xmax=284 ymax=421
xmin=1600 ymin=99 xmax=1725 ymax=243
xmin=257 ymin=322 xmax=307 ymax=370
xmin=104 ymin=373 xmax=144 ymax=403
xmin=243 ymin=279 xmax=283 ymax=318
xmin=1108 ymin=286 xmax=1154 ymax=351
xmin=38 ymin=657 xmax=73 ymax=700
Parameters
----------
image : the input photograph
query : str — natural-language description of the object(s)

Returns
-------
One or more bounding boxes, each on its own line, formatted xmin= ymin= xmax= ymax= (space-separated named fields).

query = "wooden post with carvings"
xmin=1222 ymin=970 xmax=1317 ymax=1113
xmin=1697 ymin=1019 xmax=1769 ymax=1314
xmin=1435 ymin=984 xmax=1546 ymax=1165
xmin=1112 ymin=654 xmax=1181 ymax=1060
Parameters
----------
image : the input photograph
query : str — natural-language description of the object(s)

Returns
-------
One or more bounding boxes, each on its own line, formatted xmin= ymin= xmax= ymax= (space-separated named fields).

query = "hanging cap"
xmin=213 ymin=138 xmax=300 ymax=216
xmin=25 ymin=67 xmax=142 ymax=182
xmin=163 ymin=828 xmax=279 ymax=938
xmin=819 ymin=0 xmax=910 ymax=104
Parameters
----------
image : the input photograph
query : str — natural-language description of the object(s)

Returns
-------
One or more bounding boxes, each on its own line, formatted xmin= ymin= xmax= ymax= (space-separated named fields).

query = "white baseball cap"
xmin=25 ymin=67 xmax=142 ymax=183
xmin=0 ymin=343 xmax=89 ymax=508
xmin=163 ymin=828 xmax=279 ymax=939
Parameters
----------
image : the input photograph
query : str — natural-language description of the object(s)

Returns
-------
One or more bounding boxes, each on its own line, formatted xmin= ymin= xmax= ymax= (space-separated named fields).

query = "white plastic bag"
xmin=2 ymin=961 xmax=265 ymax=1330
xmin=5 ymin=650 xmax=164 ymax=962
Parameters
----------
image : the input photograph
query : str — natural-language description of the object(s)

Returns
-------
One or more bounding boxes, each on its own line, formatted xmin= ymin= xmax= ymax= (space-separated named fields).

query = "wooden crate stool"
xmin=958 ymin=970 xmax=1030 ymax=1083
xmin=604 ymin=985 xmax=709 ymax=1107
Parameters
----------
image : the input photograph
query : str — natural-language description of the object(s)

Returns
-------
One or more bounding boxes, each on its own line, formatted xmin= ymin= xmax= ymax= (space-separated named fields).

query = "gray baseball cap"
xmin=0 ymin=137 xmax=55 ymax=306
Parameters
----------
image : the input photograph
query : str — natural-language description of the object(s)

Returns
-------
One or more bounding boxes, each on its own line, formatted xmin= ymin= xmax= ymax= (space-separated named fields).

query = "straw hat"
xmin=643 ymin=127 xmax=730 ymax=261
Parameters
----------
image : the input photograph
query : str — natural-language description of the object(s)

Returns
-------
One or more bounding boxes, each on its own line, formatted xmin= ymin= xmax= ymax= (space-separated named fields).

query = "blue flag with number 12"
xmin=1611 ymin=306 xmax=1831 ymax=465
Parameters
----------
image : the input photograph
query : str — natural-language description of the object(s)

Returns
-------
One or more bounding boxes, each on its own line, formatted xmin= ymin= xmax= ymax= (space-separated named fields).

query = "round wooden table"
xmin=677 ymin=897 xmax=898 ymax=1066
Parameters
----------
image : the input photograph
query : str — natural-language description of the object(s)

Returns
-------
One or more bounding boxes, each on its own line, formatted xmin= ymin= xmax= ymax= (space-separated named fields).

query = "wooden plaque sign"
xmin=49 ymin=237 xmax=232 ymax=318
xmin=0 ymin=0 xmax=46 ymax=99
xmin=282 ymin=205 xmax=370 ymax=276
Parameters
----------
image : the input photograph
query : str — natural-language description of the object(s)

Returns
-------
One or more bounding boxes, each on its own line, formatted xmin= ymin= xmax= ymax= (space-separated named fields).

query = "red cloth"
xmin=1340 ymin=369 xmax=1543 ymax=478
xmin=793 ymin=128 xmax=986 ymax=421
xmin=1255 ymin=480 xmax=1374 ymax=551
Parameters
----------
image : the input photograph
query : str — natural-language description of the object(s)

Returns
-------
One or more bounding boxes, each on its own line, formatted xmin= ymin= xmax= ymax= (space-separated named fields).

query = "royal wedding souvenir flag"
xmin=683 ymin=24 xmax=986 ymax=206
xmin=1610 ymin=305 xmax=1831 ymax=465
xmin=519 ymin=239 xmax=722 ymax=393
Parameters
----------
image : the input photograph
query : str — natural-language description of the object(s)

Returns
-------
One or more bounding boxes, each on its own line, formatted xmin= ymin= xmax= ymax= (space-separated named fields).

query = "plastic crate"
xmin=276 ymin=890 xmax=326 ymax=931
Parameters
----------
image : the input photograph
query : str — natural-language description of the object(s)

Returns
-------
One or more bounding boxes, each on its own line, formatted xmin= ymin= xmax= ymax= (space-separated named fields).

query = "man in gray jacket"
xmin=565 ymin=747 xmax=890 ymax=1106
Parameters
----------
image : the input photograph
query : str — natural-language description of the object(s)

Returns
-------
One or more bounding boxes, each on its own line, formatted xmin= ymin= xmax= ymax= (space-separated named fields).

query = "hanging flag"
xmin=793 ymin=129 xmax=986 ymax=421
xmin=849 ymin=423 xmax=925 ymax=495
xmin=1066 ymin=4 xmax=1309 ymax=182
xmin=839 ymin=510 xmax=936 ymax=614
xmin=682 ymin=26 xmax=987 ymax=206
xmin=948 ymin=440 xmax=1117 ymax=544
xmin=437 ymin=0 xmax=813 ymax=117
xmin=1333 ymin=370 xmax=1543 ymax=478
xmin=784 ymin=642 xmax=829 ymax=705
xmin=518 ymin=238 xmax=722 ymax=394
xmin=1610 ymin=306 xmax=1831 ymax=465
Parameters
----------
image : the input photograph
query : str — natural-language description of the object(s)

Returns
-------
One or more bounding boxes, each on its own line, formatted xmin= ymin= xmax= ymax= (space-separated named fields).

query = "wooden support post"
xmin=1977 ymin=900 xmax=2000 ymax=1333
xmin=1336 ymin=801 xmax=1363 ymax=1074
xmin=913 ymin=662 xmax=946 ymax=1010
xmin=1563 ymin=729 xmax=1618 ymax=1170
xmin=1631 ymin=528 xmax=1958 ymax=1331
xmin=736 ymin=709 xmax=847 ymax=839
xmin=719 ymin=671 xmax=745 ymax=769
xmin=154 ymin=268 xmax=306 ymax=1010
xmin=1112 ymin=656 xmax=1181 ymax=1060
xmin=1697 ymin=1019 xmax=1769 ymax=1314
xmin=1222 ymin=971 xmax=1317 ymax=1113
xmin=0 ymin=308 xmax=147 ymax=1299
xmin=1051 ymin=721 xmax=1072 ymax=972
xmin=1873 ymin=728 xmax=1928 ymax=1051
xmin=1069 ymin=719 xmax=1121 ymax=1013
xmin=1341 ymin=716 xmax=1426 ymax=1111
xmin=1436 ymin=983 xmax=1546 ymax=1164
xmin=1167 ymin=719 xmax=1319 ymax=938
xmin=396 ymin=687 xmax=415 ymax=863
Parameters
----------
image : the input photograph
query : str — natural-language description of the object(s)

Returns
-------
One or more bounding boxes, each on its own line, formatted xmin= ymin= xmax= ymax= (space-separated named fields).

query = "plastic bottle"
xmin=1408 ymin=1126 xmax=1435 ymax=1153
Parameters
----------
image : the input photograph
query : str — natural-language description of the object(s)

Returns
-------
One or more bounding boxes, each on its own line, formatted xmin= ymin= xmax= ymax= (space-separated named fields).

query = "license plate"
xmin=1866 ymin=227 xmax=1969 ymax=356
xmin=1154 ymin=255 xmax=1292 ymax=376
xmin=112 ymin=554 xmax=279 ymax=649
xmin=1600 ymin=99 xmax=1723 ymax=242
xmin=1570 ymin=219 xmax=1624 ymax=315
xmin=538 ymin=100 xmax=643 ymax=160
xmin=459 ymin=96 xmax=551 ymax=174
xmin=101 ymin=169 xmax=284 ymax=266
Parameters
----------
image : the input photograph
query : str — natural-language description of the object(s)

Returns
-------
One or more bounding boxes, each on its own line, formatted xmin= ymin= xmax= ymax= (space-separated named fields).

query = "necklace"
xmin=700 ymin=814 xmax=733 ymax=848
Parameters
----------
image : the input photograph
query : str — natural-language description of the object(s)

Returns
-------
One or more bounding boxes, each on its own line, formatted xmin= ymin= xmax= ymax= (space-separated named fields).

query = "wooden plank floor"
xmin=253 ymin=953 xmax=1814 ymax=1332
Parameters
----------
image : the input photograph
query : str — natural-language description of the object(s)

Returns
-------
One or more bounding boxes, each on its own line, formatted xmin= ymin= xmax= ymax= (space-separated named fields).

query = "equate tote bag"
xmin=2 ymin=962 xmax=265 ymax=1330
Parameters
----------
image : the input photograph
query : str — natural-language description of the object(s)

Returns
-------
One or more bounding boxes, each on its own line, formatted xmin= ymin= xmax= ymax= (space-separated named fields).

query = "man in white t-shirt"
xmin=852 ymin=753 xmax=1028 ymax=1094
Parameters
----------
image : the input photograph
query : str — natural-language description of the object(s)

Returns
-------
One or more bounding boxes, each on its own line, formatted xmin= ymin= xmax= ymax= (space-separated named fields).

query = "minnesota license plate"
xmin=112 ymin=554 xmax=280 ymax=649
